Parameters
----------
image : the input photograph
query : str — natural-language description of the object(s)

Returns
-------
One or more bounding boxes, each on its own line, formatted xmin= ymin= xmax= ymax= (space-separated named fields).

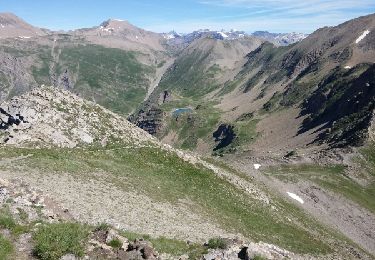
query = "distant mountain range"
xmin=162 ymin=29 xmax=308 ymax=46
xmin=0 ymin=12 xmax=307 ymax=47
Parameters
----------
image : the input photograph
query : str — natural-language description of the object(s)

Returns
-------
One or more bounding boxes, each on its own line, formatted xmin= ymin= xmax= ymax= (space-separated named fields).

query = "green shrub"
xmin=17 ymin=208 xmax=28 ymax=221
xmin=108 ymin=238 xmax=122 ymax=248
xmin=0 ymin=207 xmax=29 ymax=235
xmin=95 ymin=222 xmax=111 ymax=232
xmin=0 ymin=208 xmax=16 ymax=230
xmin=207 ymin=237 xmax=228 ymax=249
xmin=253 ymin=255 xmax=267 ymax=260
xmin=33 ymin=222 xmax=90 ymax=260
xmin=0 ymin=234 xmax=13 ymax=259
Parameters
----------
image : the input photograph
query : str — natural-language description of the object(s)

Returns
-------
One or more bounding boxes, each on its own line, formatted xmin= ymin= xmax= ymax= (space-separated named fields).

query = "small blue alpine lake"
xmin=172 ymin=108 xmax=193 ymax=116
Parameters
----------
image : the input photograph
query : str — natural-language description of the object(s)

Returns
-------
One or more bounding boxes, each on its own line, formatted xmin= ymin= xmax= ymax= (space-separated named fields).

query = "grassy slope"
xmin=157 ymin=49 xmax=221 ymax=99
xmin=0 ymin=146 xmax=362 ymax=256
xmin=0 ymin=40 xmax=155 ymax=115
xmin=52 ymin=44 xmax=154 ymax=115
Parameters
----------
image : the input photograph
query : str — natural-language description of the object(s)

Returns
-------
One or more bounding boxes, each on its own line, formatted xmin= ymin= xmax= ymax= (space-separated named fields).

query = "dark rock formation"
xmin=159 ymin=90 xmax=171 ymax=104
xmin=0 ymin=107 xmax=27 ymax=130
xmin=299 ymin=63 xmax=375 ymax=147
xmin=132 ymin=106 xmax=165 ymax=135
xmin=213 ymin=124 xmax=236 ymax=151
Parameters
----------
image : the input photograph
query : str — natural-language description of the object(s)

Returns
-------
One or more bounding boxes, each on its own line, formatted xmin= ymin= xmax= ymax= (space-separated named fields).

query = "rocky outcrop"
xmin=299 ymin=63 xmax=375 ymax=147
xmin=133 ymin=106 xmax=165 ymax=135
xmin=58 ymin=69 xmax=73 ymax=90
xmin=0 ymin=85 xmax=156 ymax=148
xmin=0 ymin=107 xmax=27 ymax=130
xmin=159 ymin=90 xmax=172 ymax=105
xmin=202 ymin=239 xmax=294 ymax=260
xmin=0 ymin=52 xmax=36 ymax=102
xmin=88 ymin=229 xmax=159 ymax=260
xmin=213 ymin=124 xmax=236 ymax=151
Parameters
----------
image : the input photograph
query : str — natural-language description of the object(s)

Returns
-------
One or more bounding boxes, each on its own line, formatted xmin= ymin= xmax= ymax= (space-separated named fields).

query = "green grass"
xmin=207 ymin=238 xmax=228 ymax=249
xmin=0 ymin=207 xmax=16 ymax=230
xmin=158 ymin=49 xmax=221 ymax=98
xmin=95 ymin=222 xmax=111 ymax=232
xmin=0 ymin=206 xmax=29 ymax=235
xmin=0 ymin=146 xmax=342 ymax=255
xmin=29 ymin=43 xmax=154 ymax=115
xmin=31 ymin=47 xmax=53 ymax=85
xmin=0 ymin=234 xmax=13 ymax=260
xmin=17 ymin=208 xmax=28 ymax=222
xmin=107 ymin=238 xmax=123 ymax=248
xmin=160 ymin=101 xmax=221 ymax=150
xmin=33 ymin=222 xmax=90 ymax=260
xmin=357 ymin=143 xmax=375 ymax=178
xmin=212 ymin=118 xmax=260 ymax=155
xmin=121 ymin=230 xmax=208 ymax=258
xmin=266 ymin=163 xmax=375 ymax=214
xmin=1 ymin=40 xmax=155 ymax=115
xmin=56 ymin=44 xmax=154 ymax=115
xmin=235 ymin=119 xmax=259 ymax=146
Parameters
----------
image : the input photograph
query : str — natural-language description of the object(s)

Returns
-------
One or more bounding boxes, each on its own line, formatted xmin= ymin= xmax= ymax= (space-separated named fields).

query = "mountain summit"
xmin=0 ymin=12 xmax=45 ymax=39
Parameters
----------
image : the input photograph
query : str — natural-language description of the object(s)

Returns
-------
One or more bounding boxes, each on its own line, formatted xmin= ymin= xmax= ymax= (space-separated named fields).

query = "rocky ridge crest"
xmin=0 ymin=86 xmax=156 ymax=148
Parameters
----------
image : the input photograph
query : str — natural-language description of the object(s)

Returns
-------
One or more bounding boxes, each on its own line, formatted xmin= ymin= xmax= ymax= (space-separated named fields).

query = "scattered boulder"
xmin=128 ymin=239 xmax=158 ymax=259
xmin=202 ymin=239 xmax=294 ymax=260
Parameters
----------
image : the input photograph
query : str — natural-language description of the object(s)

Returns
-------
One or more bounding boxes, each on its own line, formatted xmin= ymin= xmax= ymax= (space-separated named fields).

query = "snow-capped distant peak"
xmin=164 ymin=34 xmax=175 ymax=40
xmin=164 ymin=31 xmax=182 ymax=40
xmin=217 ymin=31 xmax=228 ymax=38
xmin=113 ymin=19 xmax=124 ymax=22
xmin=355 ymin=30 xmax=370 ymax=44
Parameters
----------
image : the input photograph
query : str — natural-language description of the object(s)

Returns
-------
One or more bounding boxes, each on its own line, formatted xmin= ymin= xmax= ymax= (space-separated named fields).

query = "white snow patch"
xmin=344 ymin=66 xmax=351 ymax=69
xmin=113 ymin=19 xmax=124 ymax=22
xmin=287 ymin=192 xmax=304 ymax=204
xmin=0 ymin=24 xmax=5 ymax=28
xmin=164 ymin=34 xmax=175 ymax=40
xmin=102 ymin=27 xmax=114 ymax=33
xmin=218 ymin=32 xmax=228 ymax=38
xmin=355 ymin=30 xmax=370 ymax=44
xmin=18 ymin=36 xmax=31 ymax=39
xmin=253 ymin=164 xmax=261 ymax=170
xmin=135 ymin=35 xmax=139 ymax=39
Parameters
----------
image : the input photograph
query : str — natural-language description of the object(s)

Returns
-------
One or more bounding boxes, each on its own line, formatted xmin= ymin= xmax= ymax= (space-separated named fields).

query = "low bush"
xmin=33 ymin=222 xmax=90 ymax=260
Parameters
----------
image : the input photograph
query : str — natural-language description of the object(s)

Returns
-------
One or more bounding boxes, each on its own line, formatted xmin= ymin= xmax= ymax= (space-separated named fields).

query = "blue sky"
xmin=1 ymin=0 xmax=374 ymax=33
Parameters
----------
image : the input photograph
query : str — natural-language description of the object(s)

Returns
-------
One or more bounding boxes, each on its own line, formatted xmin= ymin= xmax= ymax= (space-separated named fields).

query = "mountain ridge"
xmin=134 ymin=12 xmax=375 ymax=156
